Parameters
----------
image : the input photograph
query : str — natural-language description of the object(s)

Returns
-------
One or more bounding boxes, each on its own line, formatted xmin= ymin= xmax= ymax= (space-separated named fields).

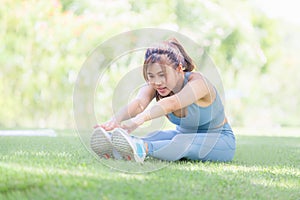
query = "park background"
xmin=0 ymin=0 xmax=299 ymax=199
xmin=1 ymin=0 xmax=299 ymax=131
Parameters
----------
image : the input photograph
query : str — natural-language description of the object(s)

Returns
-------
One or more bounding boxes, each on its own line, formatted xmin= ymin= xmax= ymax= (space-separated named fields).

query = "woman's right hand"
xmin=95 ymin=118 xmax=121 ymax=131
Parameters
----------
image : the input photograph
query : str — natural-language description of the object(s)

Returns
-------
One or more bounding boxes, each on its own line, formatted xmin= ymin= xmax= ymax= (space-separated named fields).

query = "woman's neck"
xmin=172 ymin=72 xmax=185 ymax=94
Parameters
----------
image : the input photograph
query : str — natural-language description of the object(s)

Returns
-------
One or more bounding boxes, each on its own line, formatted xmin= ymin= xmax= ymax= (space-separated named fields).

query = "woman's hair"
xmin=143 ymin=38 xmax=196 ymax=101
xmin=143 ymin=38 xmax=195 ymax=80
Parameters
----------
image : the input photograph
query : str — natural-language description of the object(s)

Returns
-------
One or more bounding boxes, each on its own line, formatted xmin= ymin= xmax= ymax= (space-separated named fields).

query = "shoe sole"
xmin=90 ymin=128 xmax=113 ymax=159
xmin=111 ymin=129 xmax=135 ymax=161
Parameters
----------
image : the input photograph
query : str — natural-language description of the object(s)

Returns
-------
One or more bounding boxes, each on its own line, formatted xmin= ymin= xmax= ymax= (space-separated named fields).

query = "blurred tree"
xmin=0 ymin=0 xmax=299 ymax=128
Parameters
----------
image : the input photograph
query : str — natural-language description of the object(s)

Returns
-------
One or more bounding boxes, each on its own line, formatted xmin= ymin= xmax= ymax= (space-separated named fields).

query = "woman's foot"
xmin=90 ymin=127 xmax=122 ymax=159
xmin=111 ymin=128 xmax=146 ymax=163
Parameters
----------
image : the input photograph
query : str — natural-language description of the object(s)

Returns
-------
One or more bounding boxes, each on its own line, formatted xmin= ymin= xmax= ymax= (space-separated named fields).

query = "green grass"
xmin=0 ymin=130 xmax=299 ymax=200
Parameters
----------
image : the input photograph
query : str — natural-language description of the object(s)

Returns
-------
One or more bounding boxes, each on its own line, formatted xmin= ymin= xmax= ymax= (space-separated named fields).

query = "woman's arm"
xmin=114 ymin=84 xmax=155 ymax=122
xmin=122 ymin=73 xmax=210 ymax=132
xmin=100 ymin=84 xmax=155 ymax=130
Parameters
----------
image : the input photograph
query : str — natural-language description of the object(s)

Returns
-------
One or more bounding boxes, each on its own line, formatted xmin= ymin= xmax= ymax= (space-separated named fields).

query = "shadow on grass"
xmin=1 ymin=159 xmax=299 ymax=200
xmin=234 ymin=135 xmax=300 ymax=168
xmin=0 ymin=134 xmax=299 ymax=199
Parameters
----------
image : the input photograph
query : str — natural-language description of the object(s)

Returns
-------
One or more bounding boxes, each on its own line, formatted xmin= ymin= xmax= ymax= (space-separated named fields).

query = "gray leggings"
xmin=142 ymin=123 xmax=236 ymax=162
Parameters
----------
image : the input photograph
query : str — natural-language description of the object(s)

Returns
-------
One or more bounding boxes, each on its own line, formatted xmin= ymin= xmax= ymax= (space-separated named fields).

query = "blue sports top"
xmin=167 ymin=72 xmax=225 ymax=132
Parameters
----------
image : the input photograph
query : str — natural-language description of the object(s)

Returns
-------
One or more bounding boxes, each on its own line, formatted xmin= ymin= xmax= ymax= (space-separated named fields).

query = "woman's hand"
xmin=94 ymin=117 xmax=120 ymax=131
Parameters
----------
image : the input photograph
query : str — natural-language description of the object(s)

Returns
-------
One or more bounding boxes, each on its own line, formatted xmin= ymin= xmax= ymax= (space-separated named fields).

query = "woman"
xmin=91 ymin=38 xmax=236 ymax=163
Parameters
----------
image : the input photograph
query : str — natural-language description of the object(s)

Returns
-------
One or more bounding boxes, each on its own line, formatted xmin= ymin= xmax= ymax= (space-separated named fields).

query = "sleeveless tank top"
xmin=167 ymin=72 xmax=225 ymax=132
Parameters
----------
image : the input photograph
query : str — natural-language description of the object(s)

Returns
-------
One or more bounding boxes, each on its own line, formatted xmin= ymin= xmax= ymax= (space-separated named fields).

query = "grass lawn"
xmin=0 ymin=130 xmax=299 ymax=200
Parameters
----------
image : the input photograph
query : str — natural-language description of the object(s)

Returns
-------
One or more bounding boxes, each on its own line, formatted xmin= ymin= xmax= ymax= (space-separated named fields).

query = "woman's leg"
xmin=142 ymin=130 xmax=179 ymax=155
xmin=142 ymin=129 xmax=179 ymax=141
xmin=182 ymin=131 xmax=235 ymax=162
xmin=146 ymin=124 xmax=236 ymax=162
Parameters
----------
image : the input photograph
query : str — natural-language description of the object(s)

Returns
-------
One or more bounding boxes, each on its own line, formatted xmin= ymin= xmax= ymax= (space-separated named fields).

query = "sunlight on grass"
xmin=175 ymin=162 xmax=300 ymax=175
xmin=174 ymin=163 xmax=300 ymax=190
xmin=0 ymin=162 xmax=102 ymax=179
xmin=250 ymin=177 xmax=299 ymax=189
xmin=1 ymin=133 xmax=299 ymax=199
xmin=96 ymin=158 xmax=169 ymax=173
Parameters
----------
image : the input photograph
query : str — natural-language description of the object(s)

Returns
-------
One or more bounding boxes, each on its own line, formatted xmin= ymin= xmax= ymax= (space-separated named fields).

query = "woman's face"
xmin=146 ymin=63 xmax=183 ymax=96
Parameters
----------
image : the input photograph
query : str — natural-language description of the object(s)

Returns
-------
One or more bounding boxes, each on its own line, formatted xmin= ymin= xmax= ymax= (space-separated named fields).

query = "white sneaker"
xmin=111 ymin=128 xmax=146 ymax=163
xmin=90 ymin=127 xmax=122 ymax=160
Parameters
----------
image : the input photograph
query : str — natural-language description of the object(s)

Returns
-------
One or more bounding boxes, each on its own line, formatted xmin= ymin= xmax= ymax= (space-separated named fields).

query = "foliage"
xmin=0 ymin=0 xmax=299 ymax=128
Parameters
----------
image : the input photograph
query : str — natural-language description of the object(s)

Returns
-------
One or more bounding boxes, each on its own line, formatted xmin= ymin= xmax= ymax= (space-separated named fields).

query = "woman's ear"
xmin=176 ymin=63 xmax=184 ymax=72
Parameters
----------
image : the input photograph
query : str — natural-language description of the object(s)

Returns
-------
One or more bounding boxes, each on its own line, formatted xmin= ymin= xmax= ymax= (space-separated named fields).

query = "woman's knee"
xmin=142 ymin=130 xmax=179 ymax=141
